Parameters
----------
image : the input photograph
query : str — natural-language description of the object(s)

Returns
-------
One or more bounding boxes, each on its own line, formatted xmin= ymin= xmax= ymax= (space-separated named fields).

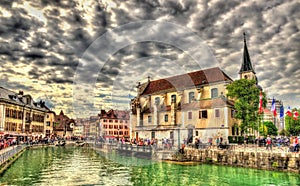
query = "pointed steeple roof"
xmin=239 ymin=32 xmax=255 ymax=74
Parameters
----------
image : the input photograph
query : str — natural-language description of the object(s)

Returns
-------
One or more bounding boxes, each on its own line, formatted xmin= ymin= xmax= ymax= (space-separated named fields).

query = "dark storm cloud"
xmin=0 ymin=0 xmax=16 ymax=8
xmin=28 ymin=69 xmax=40 ymax=79
xmin=0 ymin=42 xmax=12 ymax=55
xmin=24 ymin=51 xmax=45 ymax=59
xmin=40 ymin=0 xmax=76 ymax=8
xmin=46 ymin=77 xmax=73 ymax=84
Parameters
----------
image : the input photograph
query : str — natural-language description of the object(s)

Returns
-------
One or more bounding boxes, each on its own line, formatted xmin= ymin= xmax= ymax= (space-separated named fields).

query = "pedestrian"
xmin=293 ymin=136 xmax=299 ymax=153
xmin=266 ymin=135 xmax=272 ymax=151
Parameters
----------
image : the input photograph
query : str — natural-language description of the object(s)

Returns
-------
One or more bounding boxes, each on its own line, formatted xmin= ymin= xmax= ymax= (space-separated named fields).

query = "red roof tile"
xmin=141 ymin=67 xmax=232 ymax=95
xmin=99 ymin=109 xmax=129 ymax=120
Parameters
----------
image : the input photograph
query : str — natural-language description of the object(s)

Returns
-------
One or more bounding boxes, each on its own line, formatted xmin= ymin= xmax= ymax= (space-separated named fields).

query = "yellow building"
xmin=130 ymin=67 xmax=239 ymax=147
xmin=45 ymin=109 xmax=56 ymax=137
xmin=0 ymin=87 xmax=47 ymax=140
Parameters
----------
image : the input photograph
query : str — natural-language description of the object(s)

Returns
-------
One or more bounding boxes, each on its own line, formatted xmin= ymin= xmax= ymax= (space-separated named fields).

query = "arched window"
xmin=171 ymin=95 xmax=176 ymax=103
xmin=188 ymin=92 xmax=195 ymax=103
xmin=211 ymin=88 xmax=218 ymax=98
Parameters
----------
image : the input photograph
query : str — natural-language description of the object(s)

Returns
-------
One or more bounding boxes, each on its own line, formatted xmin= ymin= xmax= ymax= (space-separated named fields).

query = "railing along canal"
xmin=0 ymin=144 xmax=27 ymax=165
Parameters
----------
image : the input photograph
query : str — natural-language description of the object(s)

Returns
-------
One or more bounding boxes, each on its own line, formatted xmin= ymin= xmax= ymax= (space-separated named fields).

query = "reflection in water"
xmin=0 ymin=146 xmax=299 ymax=186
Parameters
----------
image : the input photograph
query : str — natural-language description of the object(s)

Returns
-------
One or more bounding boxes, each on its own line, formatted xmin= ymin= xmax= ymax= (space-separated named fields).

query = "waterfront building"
xmin=44 ymin=107 xmax=56 ymax=137
xmin=0 ymin=87 xmax=48 ymax=140
xmin=53 ymin=110 xmax=75 ymax=138
xmin=99 ymin=109 xmax=130 ymax=140
xmin=87 ymin=115 xmax=98 ymax=140
xmin=130 ymin=67 xmax=238 ymax=146
xmin=74 ymin=118 xmax=85 ymax=138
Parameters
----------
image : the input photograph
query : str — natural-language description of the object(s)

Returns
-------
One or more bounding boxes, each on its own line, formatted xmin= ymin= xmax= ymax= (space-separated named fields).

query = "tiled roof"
xmin=0 ymin=86 xmax=47 ymax=111
xmin=141 ymin=67 xmax=232 ymax=95
xmin=99 ymin=109 xmax=130 ymax=120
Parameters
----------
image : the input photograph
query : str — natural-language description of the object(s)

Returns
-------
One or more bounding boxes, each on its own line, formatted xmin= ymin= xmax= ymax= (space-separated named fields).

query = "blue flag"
xmin=280 ymin=105 xmax=284 ymax=118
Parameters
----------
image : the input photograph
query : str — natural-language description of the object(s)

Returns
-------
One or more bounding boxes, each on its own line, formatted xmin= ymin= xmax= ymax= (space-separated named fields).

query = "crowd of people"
xmin=0 ymin=137 xmax=17 ymax=150
xmin=186 ymin=135 xmax=300 ymax=153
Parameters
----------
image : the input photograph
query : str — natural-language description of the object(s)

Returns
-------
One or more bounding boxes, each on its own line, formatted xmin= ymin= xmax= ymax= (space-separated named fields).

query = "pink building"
xmin=99 ymin=109 xmax=130 ymax=140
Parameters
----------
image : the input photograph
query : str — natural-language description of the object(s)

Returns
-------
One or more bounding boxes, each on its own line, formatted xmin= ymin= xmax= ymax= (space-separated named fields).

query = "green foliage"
xmin=260 ymin=121 xmax=278 ymax=136
xmin=285 ymin=108 xmax=300 ymax=136
xmin=272 ymin=161 xmax=279 ymax=168
xmin=226 ymin=79 xmax=266 ymax=134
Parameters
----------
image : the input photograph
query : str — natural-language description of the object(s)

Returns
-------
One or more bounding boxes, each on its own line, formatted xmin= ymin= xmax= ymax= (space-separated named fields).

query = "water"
xmin=0 ymin=146 xmax=300 ymax=186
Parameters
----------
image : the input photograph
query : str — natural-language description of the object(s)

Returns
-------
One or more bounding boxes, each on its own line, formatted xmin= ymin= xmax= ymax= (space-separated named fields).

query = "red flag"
xmin=258 ymin=91 xmax=263 ymax=114
xmin=286 ymin=106 xmax=292 ymax=117
xmin=293 ymin=110 xmax=299 ymax=120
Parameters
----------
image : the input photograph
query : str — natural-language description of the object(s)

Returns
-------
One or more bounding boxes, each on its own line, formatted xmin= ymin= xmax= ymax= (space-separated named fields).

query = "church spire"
xmin=239 ymin=32 xmax=255 ymax=75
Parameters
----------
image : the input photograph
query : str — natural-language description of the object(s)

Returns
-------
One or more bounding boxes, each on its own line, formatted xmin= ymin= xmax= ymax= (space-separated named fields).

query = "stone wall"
xmin=181 ymin=148 xmax=300 ymax=173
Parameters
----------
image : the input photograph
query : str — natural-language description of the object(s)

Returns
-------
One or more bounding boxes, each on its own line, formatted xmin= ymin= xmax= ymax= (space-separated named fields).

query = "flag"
xmin=258 ymin=91 xmax=263 ymax=114
xmin=271 ymin=98 xmax=277 ymax=116
xmin=286 ymin=106 xmax=292 ymax=117
xmin=279 ymin=105 xmax=284 ymax=118
xmin=293 ymin=110 xmax=299 ymax=120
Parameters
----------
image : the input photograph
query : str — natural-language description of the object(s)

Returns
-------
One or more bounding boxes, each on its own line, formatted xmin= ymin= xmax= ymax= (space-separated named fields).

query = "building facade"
xmin=53 ymin=110 xmax=75 ymax=138
xmin=0 ymin=87 xmax=48 ymax=140
xmin=99 ymin=109 xmax=130 ymax=140
xmin=74 ymin=118 xmax=85 ymax=138
xmin=45 ymin=109 xmax=56 ymax=137
xmin=130 ymin=67 xmax=239 ymax=147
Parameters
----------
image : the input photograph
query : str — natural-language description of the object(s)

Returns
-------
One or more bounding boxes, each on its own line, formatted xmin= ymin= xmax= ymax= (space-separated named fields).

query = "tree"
xmin=285 ymin=108 xmax=300 ymax=136
xmin=226 ymin=79 xmax=267 ymax=134
xmin=259 ymin=121 xmax=278 ymax=136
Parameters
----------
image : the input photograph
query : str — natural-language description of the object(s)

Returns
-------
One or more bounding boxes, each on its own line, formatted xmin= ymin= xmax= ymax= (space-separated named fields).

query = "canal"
xmin=0 ymin=146 xmax=300 ymax=185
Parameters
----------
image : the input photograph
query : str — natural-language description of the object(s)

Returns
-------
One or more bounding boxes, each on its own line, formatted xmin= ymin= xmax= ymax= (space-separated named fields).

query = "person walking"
xmin=266 ymin=135 xmax=272 ymax=151
xmin=292 ymin=136 xmax=299 ymax=153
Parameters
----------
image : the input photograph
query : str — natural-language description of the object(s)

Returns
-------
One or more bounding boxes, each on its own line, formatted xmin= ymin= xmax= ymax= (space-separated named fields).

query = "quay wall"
xmin=182 ymin=148 xmax=300 ymax=173
xmin=0 ymin=145 xmax=27 ymax=175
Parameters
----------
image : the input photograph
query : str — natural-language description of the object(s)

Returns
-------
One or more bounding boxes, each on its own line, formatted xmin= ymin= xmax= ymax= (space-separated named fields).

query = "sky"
xmin=0 ymin=0 xmax=299 ymax=118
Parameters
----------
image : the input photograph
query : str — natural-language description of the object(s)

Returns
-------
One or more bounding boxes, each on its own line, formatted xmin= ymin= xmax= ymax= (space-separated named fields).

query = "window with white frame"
xmin=188 ymin=92 xmax=195 ymax=103
xmin=211 ymin=88 xmax=218 ymax=98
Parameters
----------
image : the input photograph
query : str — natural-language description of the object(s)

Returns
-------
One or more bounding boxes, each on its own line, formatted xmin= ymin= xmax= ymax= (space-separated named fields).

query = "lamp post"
xmin=117 ymin=125 xmax=119 ymax=143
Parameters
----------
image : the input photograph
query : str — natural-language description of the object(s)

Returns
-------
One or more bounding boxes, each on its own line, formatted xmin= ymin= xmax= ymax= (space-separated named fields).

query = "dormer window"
xmin=26 ymin=97 xmax=30 ymax=104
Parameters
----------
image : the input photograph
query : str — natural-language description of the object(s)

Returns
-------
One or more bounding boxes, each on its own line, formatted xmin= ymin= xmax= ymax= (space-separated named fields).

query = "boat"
xmin=56 ymin=140 xmax=66 ymax=146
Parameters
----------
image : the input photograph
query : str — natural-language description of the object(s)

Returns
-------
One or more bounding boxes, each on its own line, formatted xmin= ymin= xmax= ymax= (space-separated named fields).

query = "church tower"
xmin=239 ymin=32 xmax=257 ymax=81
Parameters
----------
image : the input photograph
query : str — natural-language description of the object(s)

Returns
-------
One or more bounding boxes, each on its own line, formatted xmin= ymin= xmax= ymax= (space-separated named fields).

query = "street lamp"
xmin=117 ymin=125 xmax=119 ymax=142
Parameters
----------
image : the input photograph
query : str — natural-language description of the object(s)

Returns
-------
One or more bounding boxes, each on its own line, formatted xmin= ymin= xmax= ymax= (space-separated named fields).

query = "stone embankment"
xmin=181 ymin=147 xmax=300 ymax=173
xmin=0 ymin=145 xmax=27 ymax=175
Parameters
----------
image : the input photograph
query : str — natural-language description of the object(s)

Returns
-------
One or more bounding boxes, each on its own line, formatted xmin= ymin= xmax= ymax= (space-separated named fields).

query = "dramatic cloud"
xmin=0 ymin=0 xmax=299 ymax=118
